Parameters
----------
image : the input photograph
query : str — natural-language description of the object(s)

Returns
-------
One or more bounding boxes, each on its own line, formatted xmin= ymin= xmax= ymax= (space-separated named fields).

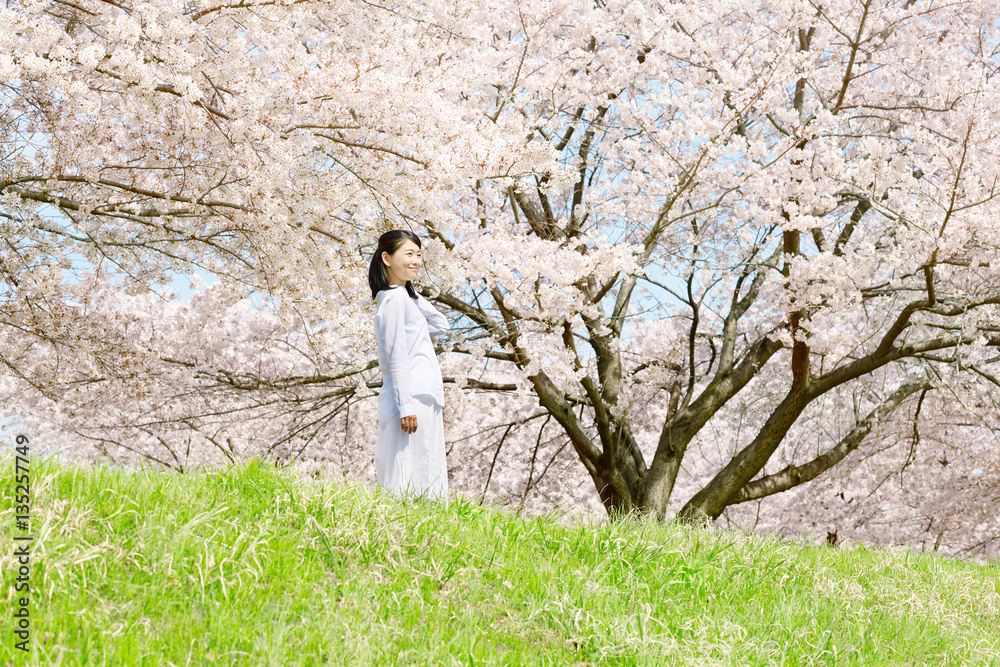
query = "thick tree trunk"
xmin=589 ymin=421 xmax=651 ymax=520
xmin=677 ymin=386 xmax=813 ymax=522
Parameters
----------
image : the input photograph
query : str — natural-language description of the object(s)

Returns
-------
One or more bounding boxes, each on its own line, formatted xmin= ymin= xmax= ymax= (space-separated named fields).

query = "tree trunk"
xmin=677 ymin=386 xmax=813 ymax=522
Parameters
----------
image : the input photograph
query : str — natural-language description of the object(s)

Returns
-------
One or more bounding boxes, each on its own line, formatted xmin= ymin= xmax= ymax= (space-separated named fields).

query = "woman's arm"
xmin=376 ymin=295 xmax=417 ymax=419
xmin=415 ymin=294 xmax=450 ymax=337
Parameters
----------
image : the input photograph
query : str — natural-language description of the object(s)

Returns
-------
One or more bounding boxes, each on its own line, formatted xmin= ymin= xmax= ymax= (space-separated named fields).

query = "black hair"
xmin=368 ymin=229 xmax=421 ymax=300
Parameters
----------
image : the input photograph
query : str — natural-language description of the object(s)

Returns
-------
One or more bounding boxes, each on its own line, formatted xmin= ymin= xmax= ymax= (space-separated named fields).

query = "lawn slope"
xmin=1 ymin=454 xmax=998 ymax=666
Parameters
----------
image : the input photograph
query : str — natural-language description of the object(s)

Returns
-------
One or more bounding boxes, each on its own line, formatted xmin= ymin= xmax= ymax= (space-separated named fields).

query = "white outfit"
xmin=374 ymin=394 xmax=448 ymax=500
xmin=373 ymin=284 xmax=450 ymax=499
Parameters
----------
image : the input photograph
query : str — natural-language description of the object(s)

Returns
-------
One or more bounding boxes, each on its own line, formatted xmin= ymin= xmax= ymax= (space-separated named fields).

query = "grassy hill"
xmin=1 ymin=453 xmax=998 ymax=666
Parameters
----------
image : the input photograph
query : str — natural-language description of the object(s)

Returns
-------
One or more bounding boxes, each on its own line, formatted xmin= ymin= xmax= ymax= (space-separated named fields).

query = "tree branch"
xmin=728 ymin=381 xmax=930 ymax=503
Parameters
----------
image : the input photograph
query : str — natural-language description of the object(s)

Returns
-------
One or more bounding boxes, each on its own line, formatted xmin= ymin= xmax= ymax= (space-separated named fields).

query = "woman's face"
xmin=381 ymin=239 xmax=422 ymax=286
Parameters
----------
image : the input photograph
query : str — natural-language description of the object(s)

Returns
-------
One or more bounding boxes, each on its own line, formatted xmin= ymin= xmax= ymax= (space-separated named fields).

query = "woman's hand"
xmin=400 ymin=415 xmax=418 ymax=434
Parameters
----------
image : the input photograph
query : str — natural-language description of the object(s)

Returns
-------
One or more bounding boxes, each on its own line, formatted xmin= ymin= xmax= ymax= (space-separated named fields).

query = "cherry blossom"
xmin=2 ymin=0 xmax=999 ymax=559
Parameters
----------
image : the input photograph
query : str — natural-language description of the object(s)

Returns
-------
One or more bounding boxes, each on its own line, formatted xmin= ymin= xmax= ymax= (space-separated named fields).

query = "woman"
xmin=368 ymin=230 xmax=451 ymax=501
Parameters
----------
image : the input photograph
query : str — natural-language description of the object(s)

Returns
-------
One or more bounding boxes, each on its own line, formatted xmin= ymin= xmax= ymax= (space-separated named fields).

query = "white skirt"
xmin=374 ymin=394 xmax=448 ymax=501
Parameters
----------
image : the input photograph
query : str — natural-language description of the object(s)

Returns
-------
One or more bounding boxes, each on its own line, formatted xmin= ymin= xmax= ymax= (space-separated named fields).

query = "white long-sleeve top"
xmin=373 ymin=285 xmax=450 ymax=422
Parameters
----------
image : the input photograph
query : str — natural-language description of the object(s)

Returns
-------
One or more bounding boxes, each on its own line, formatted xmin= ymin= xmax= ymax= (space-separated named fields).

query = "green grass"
xmin=1 ymin=453 xmax=998 ymax=666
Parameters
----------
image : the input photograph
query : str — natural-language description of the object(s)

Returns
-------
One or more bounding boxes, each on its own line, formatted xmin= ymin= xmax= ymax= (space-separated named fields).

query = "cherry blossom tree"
xmin=2 ymin=0 xmax=999 ymax=557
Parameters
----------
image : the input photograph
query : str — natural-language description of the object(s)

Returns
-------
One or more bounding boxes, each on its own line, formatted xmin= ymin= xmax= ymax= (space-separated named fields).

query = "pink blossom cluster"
xmin=1 ymin=0 xmax=999 ymax=559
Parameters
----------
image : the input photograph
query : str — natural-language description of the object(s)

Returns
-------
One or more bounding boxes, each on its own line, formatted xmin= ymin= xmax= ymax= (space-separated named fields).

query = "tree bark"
xmin=727 ymin=381 xmax=930 ymax=504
